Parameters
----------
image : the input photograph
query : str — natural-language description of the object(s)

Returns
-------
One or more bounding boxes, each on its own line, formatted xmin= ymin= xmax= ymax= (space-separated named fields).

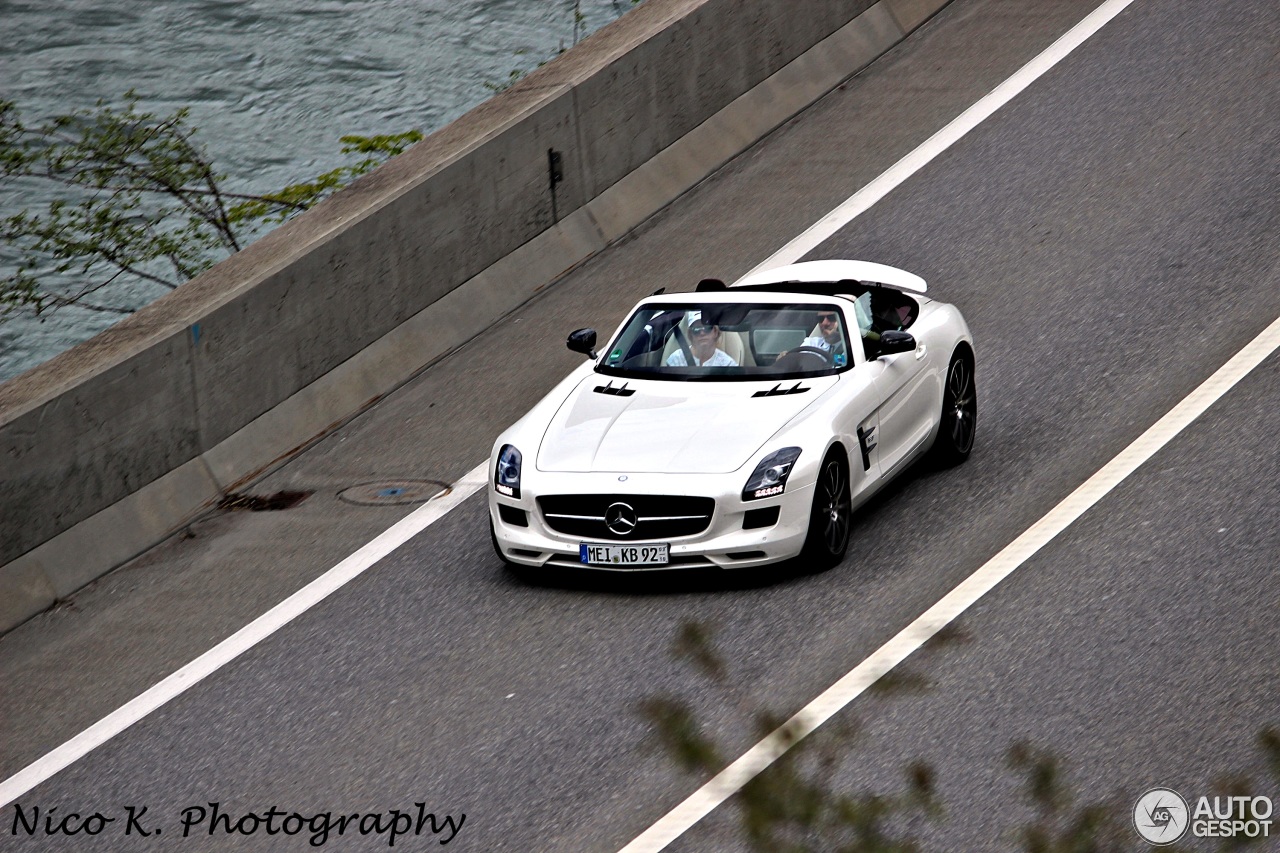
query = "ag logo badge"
xmin=1134 ymin=787 xmax=1189 ymax=845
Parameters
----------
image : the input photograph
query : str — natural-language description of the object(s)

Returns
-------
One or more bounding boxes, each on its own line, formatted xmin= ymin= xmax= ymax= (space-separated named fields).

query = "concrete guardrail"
xmin=0 ymin=0 xmax=952 ymax=632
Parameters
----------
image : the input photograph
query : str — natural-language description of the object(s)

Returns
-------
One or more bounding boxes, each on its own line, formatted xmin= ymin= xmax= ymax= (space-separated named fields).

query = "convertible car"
xmin=488 ymin=260 xmax=975 ymax=571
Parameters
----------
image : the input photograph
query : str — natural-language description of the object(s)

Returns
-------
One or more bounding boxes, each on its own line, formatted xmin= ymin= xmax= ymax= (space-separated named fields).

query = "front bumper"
xmin=488 ymin=469 xmax=815 ymax=570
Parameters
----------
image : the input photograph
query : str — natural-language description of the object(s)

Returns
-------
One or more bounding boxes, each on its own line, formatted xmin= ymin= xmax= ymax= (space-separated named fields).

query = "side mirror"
xmin=566 ymin=328 xmax=598 ymax=360
xmin=877 ymin=330 xmax=916 ymax=357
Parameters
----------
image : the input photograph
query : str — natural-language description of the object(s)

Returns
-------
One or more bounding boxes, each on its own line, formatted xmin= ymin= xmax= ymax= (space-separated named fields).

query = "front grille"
xmin=498 ymin=504 xmax=528 ymax=527
xmin=742 ymin=506 xmax=780 ymax=530
xmin=538 ymin=494 xmax=715 ymax=541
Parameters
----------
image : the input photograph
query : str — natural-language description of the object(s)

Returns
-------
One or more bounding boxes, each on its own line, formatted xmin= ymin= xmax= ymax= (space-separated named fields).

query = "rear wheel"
xmin=931 ymin=350 xmax=976 ymax=466
xmin=800 ymin=450 xmax=852 ymax=569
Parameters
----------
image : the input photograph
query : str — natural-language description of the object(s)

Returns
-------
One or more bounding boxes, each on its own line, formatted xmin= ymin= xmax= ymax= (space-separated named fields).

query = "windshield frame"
xmin=594 ymin=299 xmax=858 ymax=383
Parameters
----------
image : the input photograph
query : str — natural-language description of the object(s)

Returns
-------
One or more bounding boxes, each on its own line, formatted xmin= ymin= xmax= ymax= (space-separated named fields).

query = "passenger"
xmin=666 ymin=312 xmax=738 ymax=366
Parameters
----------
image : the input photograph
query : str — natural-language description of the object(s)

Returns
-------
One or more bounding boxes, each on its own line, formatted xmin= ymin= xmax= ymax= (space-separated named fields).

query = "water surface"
xmin=0 ymin=0 xmax=636 ymax=381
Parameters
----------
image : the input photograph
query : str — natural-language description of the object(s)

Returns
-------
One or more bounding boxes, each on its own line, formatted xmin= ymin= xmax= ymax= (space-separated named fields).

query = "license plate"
xmin=580 ymin=542 xmax=669 ymax=566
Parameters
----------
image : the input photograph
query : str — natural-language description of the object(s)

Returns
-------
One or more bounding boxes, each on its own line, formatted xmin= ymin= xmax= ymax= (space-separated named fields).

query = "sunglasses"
xmin=690 ymin=325 xmax=715 ymax=335
xmin=817 ymin=313 xmax=839 ymax=323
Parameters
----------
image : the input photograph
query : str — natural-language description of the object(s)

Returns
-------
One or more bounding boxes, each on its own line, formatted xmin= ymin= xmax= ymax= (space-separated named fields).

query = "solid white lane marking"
xmin=0 ymin=463 xmax=491 ymax=807
xmin=620 ymin=0 xmax=1217 ymax=849
xmin=618 ymin=317 xmax=1280 ymax=852
xmin=0 ymin=0 xmax=1195 ymax=832
xmin=745 ymin=0 xmax=1141 ymax=278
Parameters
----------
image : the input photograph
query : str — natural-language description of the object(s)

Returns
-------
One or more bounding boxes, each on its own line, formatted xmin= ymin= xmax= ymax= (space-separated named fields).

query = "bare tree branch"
xmin=1 ymin=95 xmax=420 ymax=319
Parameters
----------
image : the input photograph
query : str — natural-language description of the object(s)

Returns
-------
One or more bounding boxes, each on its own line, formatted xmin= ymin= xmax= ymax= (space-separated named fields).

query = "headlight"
xmin=495 ymin=444 xmax=522 ymax=498
xmin=742 ymin=447 xmax=801 ymax=500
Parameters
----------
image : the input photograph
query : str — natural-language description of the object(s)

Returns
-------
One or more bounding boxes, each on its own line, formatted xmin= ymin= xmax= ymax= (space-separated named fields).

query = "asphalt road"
xmin=3 ymin=0 xmax=1278 ymax=850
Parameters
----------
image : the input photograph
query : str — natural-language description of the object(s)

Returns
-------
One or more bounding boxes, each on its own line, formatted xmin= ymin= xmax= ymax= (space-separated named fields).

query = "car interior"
xmin=599 ymin=286 xmax=919 ymax=380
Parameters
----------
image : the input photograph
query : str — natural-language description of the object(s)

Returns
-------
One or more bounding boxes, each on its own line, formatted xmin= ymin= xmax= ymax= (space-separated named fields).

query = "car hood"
xmin=536 ymin=376 xmax=834 ymax=474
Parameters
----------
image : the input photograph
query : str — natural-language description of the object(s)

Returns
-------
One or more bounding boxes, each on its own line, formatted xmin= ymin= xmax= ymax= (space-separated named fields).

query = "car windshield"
xmin=597 ymin=302 xmax=852 ymax=381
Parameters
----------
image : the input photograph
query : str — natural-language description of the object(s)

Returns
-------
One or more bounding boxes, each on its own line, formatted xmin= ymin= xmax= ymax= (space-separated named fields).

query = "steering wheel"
xmin=773 ymin=345 xmax=834 ymax=370
xmin=789 ymin=345 xmax=835 ymax=363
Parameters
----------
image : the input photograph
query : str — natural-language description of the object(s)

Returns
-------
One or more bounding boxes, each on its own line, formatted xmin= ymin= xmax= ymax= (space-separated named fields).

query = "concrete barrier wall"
xmin=0 ymin=0 xmax=950 ymax=632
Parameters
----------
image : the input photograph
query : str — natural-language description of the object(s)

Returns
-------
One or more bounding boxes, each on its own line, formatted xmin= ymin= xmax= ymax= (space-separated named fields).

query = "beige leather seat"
xmin=720 ymin=330 xmax=753 ymax=365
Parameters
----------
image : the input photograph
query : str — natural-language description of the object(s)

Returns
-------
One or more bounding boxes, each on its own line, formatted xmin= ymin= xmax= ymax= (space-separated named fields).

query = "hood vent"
xmin=593 ymin=381 xmax=636 ymax=397
xmin=752 ymin=383 xmax=809 ymax=398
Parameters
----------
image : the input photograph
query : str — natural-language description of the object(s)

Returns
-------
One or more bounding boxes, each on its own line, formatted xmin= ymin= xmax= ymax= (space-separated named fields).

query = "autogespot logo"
xmin=1134 ymin=788 xmax=1189 ymax=845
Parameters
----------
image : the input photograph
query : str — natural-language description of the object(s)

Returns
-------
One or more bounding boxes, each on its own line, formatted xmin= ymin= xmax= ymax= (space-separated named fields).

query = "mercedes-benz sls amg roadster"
xmin=488 ymin=260 xmax=975 ymax=572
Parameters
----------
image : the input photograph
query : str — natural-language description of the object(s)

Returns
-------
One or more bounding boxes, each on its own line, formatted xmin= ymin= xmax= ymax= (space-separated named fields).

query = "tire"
xmin=800 ymin=449 xmax=852 ymax=569
xmin=931 ymin=349 xmax=977 ymax=467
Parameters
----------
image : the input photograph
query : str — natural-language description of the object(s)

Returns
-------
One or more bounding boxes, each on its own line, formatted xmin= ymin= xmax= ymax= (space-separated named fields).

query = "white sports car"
xmin=488 ymin=260 xmax=975 ymax=572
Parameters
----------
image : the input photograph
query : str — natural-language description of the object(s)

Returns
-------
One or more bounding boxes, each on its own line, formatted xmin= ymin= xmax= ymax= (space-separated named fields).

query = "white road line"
xmin=618 ymin=316 xmax=1280 ymax=853
xmin=745 ymin=0 xmax=1141 ymax=278
xmin=0 ymin=463 xmax=491 ymax=808
xmin=620 ymin=0 xmax=1211 ymax=850
xmin=0 ymin=0 xmax=1207 ymax=833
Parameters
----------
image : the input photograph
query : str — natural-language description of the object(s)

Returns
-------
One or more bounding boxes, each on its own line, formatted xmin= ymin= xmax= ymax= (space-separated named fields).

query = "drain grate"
xmin=337 ymin=480 xmax=450 ymax=507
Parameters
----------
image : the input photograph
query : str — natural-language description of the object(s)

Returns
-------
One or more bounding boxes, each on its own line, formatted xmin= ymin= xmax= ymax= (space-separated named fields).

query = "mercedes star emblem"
xmin=605 ymin=501 xmax=638 ymax=536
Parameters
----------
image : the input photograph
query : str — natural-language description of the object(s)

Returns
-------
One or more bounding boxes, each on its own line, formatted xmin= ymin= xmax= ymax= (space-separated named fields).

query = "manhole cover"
xmin=338 ymin=480 xmax=450 ymax=506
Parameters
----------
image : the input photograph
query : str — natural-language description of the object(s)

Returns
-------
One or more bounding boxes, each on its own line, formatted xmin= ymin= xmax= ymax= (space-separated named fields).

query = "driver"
xmin=800 ymin=309 xmax=845 ymax=354
xmin=666 ymin=311 xmax=738 ymax=366
xmin=779 ymin=308 xmax=848 ymax=366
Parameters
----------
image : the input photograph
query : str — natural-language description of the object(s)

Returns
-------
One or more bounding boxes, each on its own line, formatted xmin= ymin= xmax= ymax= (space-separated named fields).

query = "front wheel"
xmin=931 ymin=350 xmax=977 ymax=467
xmin=800 ymin=450 xmax=852 ymax=569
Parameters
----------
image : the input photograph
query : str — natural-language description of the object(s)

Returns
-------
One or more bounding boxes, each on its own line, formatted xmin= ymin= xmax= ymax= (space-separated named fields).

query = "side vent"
xmin=752 ymin=383 xmax=809 ymax=398
xmin=594 ymin=382 xmax=636 ymax=397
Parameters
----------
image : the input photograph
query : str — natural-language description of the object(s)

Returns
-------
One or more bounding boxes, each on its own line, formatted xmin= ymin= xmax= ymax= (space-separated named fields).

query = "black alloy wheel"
xmin=801 ymin=450 xmax=852 ymax=569
xmin=932 ymin=350 xmax=977 ymax=466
